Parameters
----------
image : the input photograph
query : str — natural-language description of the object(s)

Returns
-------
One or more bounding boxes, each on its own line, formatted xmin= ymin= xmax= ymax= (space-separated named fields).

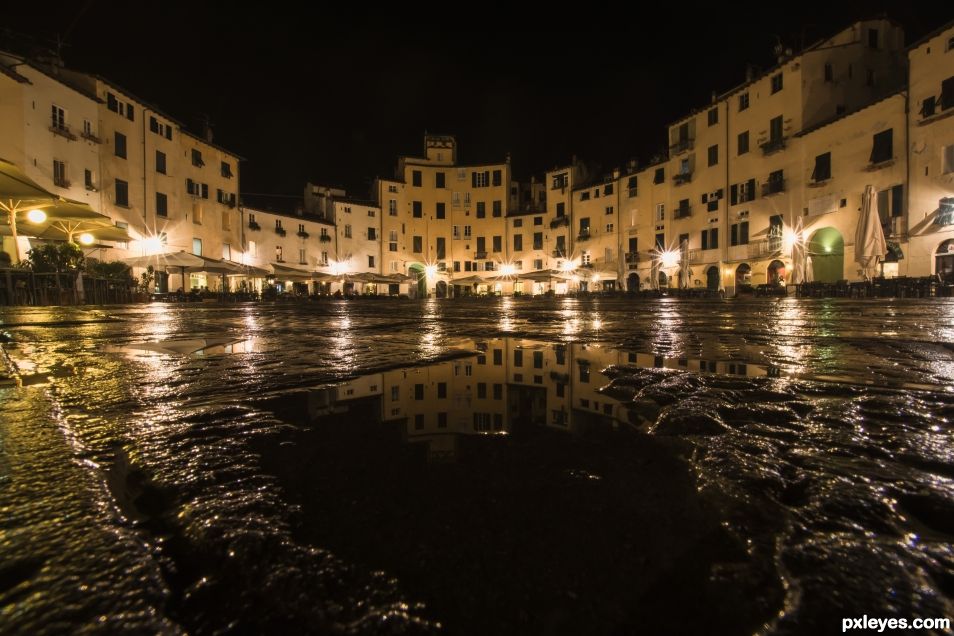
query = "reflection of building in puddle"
xmin=304 ymin=338 xmax=779 ymax=461
xmin=105 ymin=337 xmax=259 ymax=358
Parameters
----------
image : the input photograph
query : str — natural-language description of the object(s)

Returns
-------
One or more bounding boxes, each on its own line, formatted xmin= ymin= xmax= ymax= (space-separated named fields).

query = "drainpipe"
xmin=723 ymin=99 xmax=731 ymax=294
xmin=903 ymin=54 xmax=911 ymax=278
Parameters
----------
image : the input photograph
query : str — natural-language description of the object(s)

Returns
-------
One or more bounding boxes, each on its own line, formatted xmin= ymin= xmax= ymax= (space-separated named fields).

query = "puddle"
xmin=105 ymin=337 xmax=259 ymax=358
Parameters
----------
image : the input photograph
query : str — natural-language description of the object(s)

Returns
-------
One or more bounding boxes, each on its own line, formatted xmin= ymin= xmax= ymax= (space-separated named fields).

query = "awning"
xmin=452 ymin=275 xmax=487 ymax=284
xmin=271 ymin=262 xmax=315 ymax=280
xmin=123 ymin=251 xmax=205 ymax=269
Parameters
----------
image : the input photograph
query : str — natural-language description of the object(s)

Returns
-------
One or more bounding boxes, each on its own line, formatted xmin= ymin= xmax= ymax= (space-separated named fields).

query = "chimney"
xmin=711 ymin=90 xmax=717 ymax=103
xmin=745 ymin=64 xmax=756 ymax=82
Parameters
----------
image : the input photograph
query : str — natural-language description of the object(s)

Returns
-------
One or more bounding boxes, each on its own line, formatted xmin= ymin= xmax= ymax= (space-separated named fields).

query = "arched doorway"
xmin=435 ymin=280 xmax=447 ymax=298
xmin=706 ymin=266 xmax=720 ymax=291
xmin=736 ymin=263 xmax=752 ymax=293
xmin=808 ymin=227 xmax=844 ymax=283
xmin=658 ymin=271 xmax=668 ymax=288
xmin=627 ymin=273 xmax=639 ymax=291
xmin=408 ymin=263 xmax=426 ymax=298
xmin=936 ymin=240 xmax=954 ymax=282
xmin=767 ymin=259 xmax=786 ymax=285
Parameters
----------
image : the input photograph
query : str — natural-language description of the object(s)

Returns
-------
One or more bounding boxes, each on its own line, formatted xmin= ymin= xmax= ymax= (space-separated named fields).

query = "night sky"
xmin=3 ymin=3 xmax=952 ymax=199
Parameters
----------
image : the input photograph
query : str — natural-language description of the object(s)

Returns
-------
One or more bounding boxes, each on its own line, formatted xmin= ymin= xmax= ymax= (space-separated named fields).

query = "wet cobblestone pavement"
xmin=1 ymin=297 xmax=953 ymax=634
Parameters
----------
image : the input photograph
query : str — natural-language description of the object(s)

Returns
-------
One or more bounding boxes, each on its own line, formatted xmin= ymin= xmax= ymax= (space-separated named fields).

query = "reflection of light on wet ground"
xmin=499 ymin=297 xmax=514 ymax=332
xmin=419 ymin=298 xmax=445 ymax=358
xmin=772 ymin=299 xmax=812 ymax=375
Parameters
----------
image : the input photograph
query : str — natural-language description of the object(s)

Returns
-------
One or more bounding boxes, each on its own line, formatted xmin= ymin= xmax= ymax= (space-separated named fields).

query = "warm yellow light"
xmin=78 ymin=232 xmax=95 ymax=245
xmin=328 ymin=260 xmax=344 ymax=276
xmin=142 ymin=235 xmax=165 ymax=255
xmin=560 ymin=259 xmax=577 ymax=272
xmin=571 ymin=274 xmax=580 ymax=283
xmin=591 ymin=273 xmax=601 ymax=282
xmin=26 ymin=209 xmax=47 ymax=223
xmin=782 ymin=227 xmax=803 ymax=253
xmin=424 ymin=265 xmax=438 ymax=279
xmin=659 ymin=249 xmax=680 ymax=268
xmin=499 ymin=263 xmax=516 ymax=276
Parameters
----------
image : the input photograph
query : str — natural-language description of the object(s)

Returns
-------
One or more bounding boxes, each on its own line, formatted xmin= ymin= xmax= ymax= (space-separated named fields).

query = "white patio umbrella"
xmin=123 ymin=251 xmax=206 ymax=292
xmin=855 ymin=184 xmax=887 ymax=281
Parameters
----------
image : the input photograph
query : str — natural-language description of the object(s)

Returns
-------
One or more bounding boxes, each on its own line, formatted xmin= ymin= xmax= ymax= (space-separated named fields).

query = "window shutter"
xmin=166 ymin=127 xmax=172 ymax=140
xmin=730 ymin=184 xmax=738 ymax=206
xmin=472 ymin=172 xmax=477 ymax=188
xmin=741 ymin=222 xmax=749 ymax=244
xmin=126 ymin=104 xmax=134 ymax=121
xmin=747 ymin=179 xmax=756 ymax=200
xmin=891 ymin=185 xmax=904 ymax=218
xmin=186 ymin=178 xmax=194 ymax=194
xmin=701 ymin=193 xmax=708 ymax=204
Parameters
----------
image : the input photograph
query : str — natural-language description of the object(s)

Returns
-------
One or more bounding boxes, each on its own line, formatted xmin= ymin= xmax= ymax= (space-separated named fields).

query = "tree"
xmin=23 ymin=243 xmax=85 ymax=273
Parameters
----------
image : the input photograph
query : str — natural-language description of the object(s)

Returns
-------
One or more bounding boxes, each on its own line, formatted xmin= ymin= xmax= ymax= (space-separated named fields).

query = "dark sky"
xmin=3 ymin=3 xmax=952 ymax=199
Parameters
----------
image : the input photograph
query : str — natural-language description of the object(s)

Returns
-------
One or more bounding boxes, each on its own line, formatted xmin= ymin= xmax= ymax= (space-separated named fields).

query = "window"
xmin=463 ymin=225 xmax=472 ymax=238
xmin=201 ymin=183 xmax=209 ymax=199
xmin=606 ymin=223 xmax=614 ymax=233
xmin=275 ymin=245 xmax=283 ymax=262
xmin=368 ymin=255 xmax=375 ymax=268
xmin=464 ymin=193 xmax=471 ymax=206
xmin=476 ymin=202 xmax=486 ymax=218
xmin=84 ymin=169 xmax=93 ymax=190
xmin=738 ymin=131 xmax=749 ymax=155
xmin=556 ymin=202 xmax=566 ymax=218
xmin=388 ymin=200 xmax=397 ymax=216
xmin=436 ymin=202 xmax=446 ymax=219
xmin=770 ymin=116 xmax=783 ymax=143
xmin=368 ymin=228 xmax=377 ymax=240
xmin=513 ymin=234 xmax=523 ymax=251
xmin=412 ymin=170 xmax=422 ymax=187
xmin=435 ymin=172 xmax=445 ymax=188
xmin=824 ymin=63 xmax=834 ymax=82
xmin=708 ymin=144 xmax=719 ymax=167
xmin=739 ymin=92 xmax=749 ymax=111
xmin=942 ymin=76 xmax=954 ymax=111
xmin=156 ymin=192 xmax=168 ymax=217
xmin=876 ymin=185 xmax=905 ymax=222
xmin=655 ymin=203 xmax=665 ymax=221
xmin=191 ymin=149 xmax=204 ymax=167
xmin=812 ymin=152 xmax=832 ymax=182
xmin=655 ymin=233 xmax=665 ymax=250
xmin=193 ymin=238 xmax=203 ymax=256
xmin=492 ymin=236 xmax=502 ymax=252
xmin=492 ymin=200 xmax=502 ymax=217
xmin=193 ymin=204 xmax=204 ymax=225
xmin=367 ymin=208 xmax=375 ymax=217
xmin=605 ymin=206 xmax=614 ymax=216
xmin=533 ymin=232 xmax=543 ymax=250
xmin=473 ymin=171 xmax=489 ymax=187
xmin=653 ymin=167 xmax=665 ymax=184
xmin=870 ymin=129 xmax=893 ymax=164
xmin=53 ymin=160 xmax=67 ymax=187
xmin=436 ymin=237 xmax=446 ymax=259
xmin=627 ymin=176 xmax=637 ymax=197
xmin=707 ymin=107 xmax=718 ymax=126
xmin=412 ymin=201 xmax=422 ymax=218
xmin=552 ymin=173 xmax=568 ymax=189
xmin=492 ymin=169 xmax=502 ymax=186
xmin=51 ymin=104 xmax=65 ymax=130
xmin=453 ymin=225 xmax=461 ymax=239
xmin=156 ymin=150 xmax=167 ymax=174
xmin=221 ymin=161 xmax=233 ymax=178
xmin=922 ymin=96 xmax=937 ymax=118
xmin=532 ymin=258 xmax=542 ymax=269
xmin=344 ymin=224 xmax=352 ymax=238
xmin=513 ymin=219 xmax=523 ymax=228
xmin=730 ymin=221 xmax=749 ymax=246
xmin=604 ymin=183 xmax=613 ymax=195
xmin=701 ymin=228 xmax=718 ymax=250
xmin=114 ymin=132 xmax=127 ymax=159
xmin=452 ymin=192 xmax=461 ymax=207
xmin=868 ymin=28 xmax=878 ymax=49
xmin=300 ymin=248 xmax=307 ymax=264
xmin=413 ymin=236 xmax=422 ymax=253
xmin=115 ymin=179 xmax=129 ymax=206
xmin=771 ymin=73 xmax=783 ymax=93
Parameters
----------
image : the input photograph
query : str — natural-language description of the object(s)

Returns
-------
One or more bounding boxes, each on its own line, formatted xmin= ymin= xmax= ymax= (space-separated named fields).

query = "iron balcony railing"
xmin=761 ymin=179 xmax=785 ymax=196
xmin=760 ymin=137 xmax=786 ymax=155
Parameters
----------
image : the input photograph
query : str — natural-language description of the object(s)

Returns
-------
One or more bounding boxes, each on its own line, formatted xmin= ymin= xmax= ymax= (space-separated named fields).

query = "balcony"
xmin=761 ymin=179 xmax=785 ymax=197
xmin=53 ymin=177 xmax=71 ymax=189
xmin=275 ymin=227 xmax=287 ymax=237
xmin=248 ymin=221 xmax=261 ymax=231
xmin=673 ymin=172 xmax=692 ymax=186
xmin=319 ymin=234 xmax=332 ymax=242
xmin=624 ymin=251 xmax=641 ymax=264
xmin=49 ymin=124 xmax=77 ymax=141
xmin=297 ymin=230 xmax=310 ymax=238
xmin=579 ymin=262 xmax=593 ymax=269
xmin=760 ymin=137 xmax=786 ymax=155
xmin=550 ymin=216 xmax=569 ymax=229
xmin=673 ymin=205 xmax=692 ymax=220
xmin=576 ymin=229 xmax=591 ymax=242
xmin=475 ymin=251 xmax=488 ymax=259
xmin=748 ymin=237 xmax=782 ymax=258
xmin=80 ymin=130 xmax=102 ymax=144
xmin=552 ymin=249 xmax=566 ymax=258
xmin=670 ymin=138 xmax=694 ymax=155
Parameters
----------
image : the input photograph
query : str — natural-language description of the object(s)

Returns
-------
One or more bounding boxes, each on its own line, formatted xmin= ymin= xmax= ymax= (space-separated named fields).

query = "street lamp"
xmin=26 ymin=209 xmax=47 ymax=224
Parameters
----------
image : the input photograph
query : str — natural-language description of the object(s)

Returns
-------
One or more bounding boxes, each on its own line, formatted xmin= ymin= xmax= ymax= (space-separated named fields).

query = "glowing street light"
xmin=659 ymin=249 xmax=680 ymax=268
xmin=141 ymin=234 xmax=166 ymax=255
xmin=782 ymin=226 xmax=804 ymax=253
xmin=499 ymin=263 xmax=516 ymax=276
xmin=78 ymin=232 xmax=95 ymax=245
xmin=560 ymin=259 xmax=577 ymax=272
xmin=26 ymin=208 xmax=47 ymax=224
xmin=424 ymin=264 xmax=438 ymax=279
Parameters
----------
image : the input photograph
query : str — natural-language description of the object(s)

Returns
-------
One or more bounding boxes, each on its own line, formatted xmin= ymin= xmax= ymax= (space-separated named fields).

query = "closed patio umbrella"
xmin=855 ymin=184 xmax=887 ymax=281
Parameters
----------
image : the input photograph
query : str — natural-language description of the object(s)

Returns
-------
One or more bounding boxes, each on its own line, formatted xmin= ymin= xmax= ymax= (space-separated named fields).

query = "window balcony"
xmin=761 ymin=179 xmax=785 ymax=197
xmin=475 ymin=251 xmax=488 ymax=259
xmin=748 ymin=237 xmax=782 ymax=258
xmin=552 ymin=249 xmax=566 ymax=258
xmin=550 ymin=216 xmax=569 ymax=229
xmin=760 ymin=137 xmax=786 ymax=155
xmin=248 ymin=221 xmax=261 ymax=231
xmin=673 ymin=205 xmax=692 ymax=219
xmin=319 ymin=234 xmax=332 ymax=242
xmin=53 ymin=177 xmax=71 ymax=189
xmin=80 ymin=130 xmax=102 ymax=144
xmin=275 ymin=227 xmax=287 ymax=237
xmin=673 ymin=172 xmax=692 ymax=186
xmin=50 ymin=124 xmax=77 ymax=141
xmin=624 ymin=251 xmax=641 ymax=264
xmin=576 ymin=228 xmax=591 ymax=241
xmin=297 ymin=230 xmax=310 ymax=238
xmin=670 ymin=138 xmax=693 ymax=155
